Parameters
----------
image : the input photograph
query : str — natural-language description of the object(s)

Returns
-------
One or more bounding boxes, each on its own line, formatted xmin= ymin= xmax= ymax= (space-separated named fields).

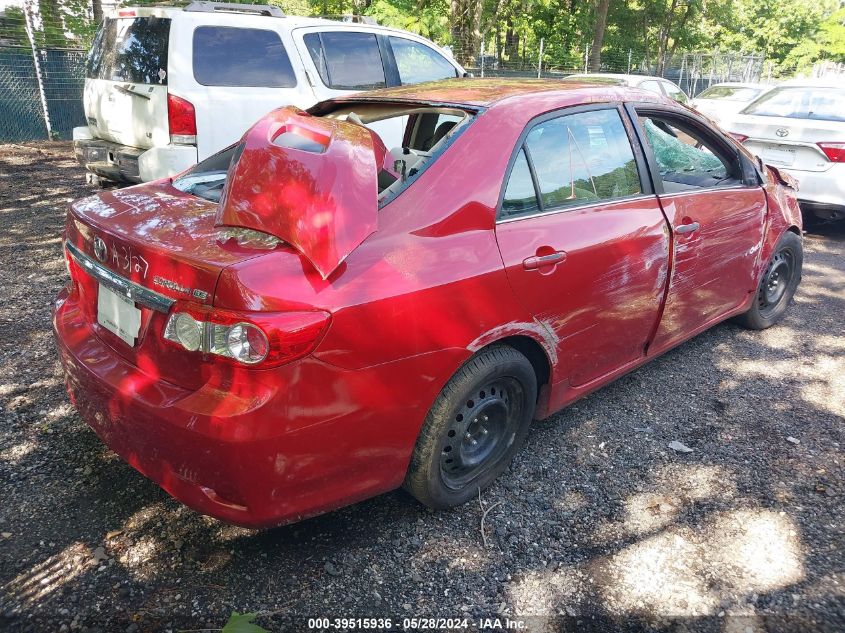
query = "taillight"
xmin=167 ymin=94 xmax=197 ymax=145
xmin=818 ymin=142 xmax=845 ymax=163
xmin=163 ymin=306 xmax=330 ymax=367
xmin=728 ymin=132 xmax=748 ymax=143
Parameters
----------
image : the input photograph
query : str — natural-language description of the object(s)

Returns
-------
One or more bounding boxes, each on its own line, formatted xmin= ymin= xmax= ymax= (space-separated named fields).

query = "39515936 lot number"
xmin=306 ymin=617 xmax=472 ymax=629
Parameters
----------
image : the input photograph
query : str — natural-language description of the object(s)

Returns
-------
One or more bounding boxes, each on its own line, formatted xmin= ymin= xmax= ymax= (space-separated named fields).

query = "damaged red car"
xmin=53 ymin=80 xmax=803 ymax=528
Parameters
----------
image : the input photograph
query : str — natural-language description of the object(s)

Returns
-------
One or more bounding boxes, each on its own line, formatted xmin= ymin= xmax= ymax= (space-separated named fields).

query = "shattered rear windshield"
xmin=173 ymin=104 xmax=475 ymax=206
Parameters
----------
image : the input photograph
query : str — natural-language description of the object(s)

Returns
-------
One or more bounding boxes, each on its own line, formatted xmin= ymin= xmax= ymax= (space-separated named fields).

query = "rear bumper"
xmin=73 ymin=128 xmax=197 ymax=183
xmin=798 ymin=201 xmax=845 ymax=222
xmin=52 ymin=285 xmax=462 ymax=527
xmin=778 ymin=163 xmax=845 ymax=210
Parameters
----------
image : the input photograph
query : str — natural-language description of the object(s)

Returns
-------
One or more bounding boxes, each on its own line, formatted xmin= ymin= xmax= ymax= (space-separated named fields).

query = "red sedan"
xmin=53 ymin=80 xmax=803 ymax=528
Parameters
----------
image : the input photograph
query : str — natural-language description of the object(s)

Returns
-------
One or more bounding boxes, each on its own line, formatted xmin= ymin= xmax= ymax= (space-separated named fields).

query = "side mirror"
xmin=463 ymin=71 xmax=474 ymax=78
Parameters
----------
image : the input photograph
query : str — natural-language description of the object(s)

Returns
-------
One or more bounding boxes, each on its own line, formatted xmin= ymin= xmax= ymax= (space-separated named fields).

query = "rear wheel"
xmin=404 ymin=345 xmax=537 ymax=509
xmin=735 ymin=231 xmax=802 ymax=330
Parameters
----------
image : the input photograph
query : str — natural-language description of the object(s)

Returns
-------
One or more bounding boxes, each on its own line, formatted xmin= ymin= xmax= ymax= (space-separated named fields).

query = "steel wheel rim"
xmin=758 ymin=249 xmax=794 ymax=317
xmin=440 ymin=377 xmax=524 ymax=490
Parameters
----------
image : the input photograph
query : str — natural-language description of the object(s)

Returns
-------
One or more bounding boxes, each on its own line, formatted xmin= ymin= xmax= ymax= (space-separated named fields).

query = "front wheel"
xmin=403 ymin=345 xmax=537 ymax=509
xmin=734 ymin=231 xmax=802 ymax=330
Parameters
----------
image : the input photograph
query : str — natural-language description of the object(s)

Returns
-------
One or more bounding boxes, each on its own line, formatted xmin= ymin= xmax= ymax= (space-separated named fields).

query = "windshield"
xmin=741 ymin=86 xmax=845 ymax=122
xmin=699 ymin=86 xmax=762 ymax=101
xmin=86 ymin=17 xmax=170 ymax=85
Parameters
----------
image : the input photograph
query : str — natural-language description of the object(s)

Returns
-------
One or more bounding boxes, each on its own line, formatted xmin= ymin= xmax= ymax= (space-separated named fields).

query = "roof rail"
xmin=319 ymin=14 xmax=378 ymax=25
xmin=184 ymin=2 xmax=285 ymax=17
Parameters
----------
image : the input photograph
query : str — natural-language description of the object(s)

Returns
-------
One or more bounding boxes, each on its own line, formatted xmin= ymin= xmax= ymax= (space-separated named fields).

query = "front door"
xmin=495 ymin=106 xmax=670 ymax=388
xmin=631 ymin=108 xmax=766 ymax=352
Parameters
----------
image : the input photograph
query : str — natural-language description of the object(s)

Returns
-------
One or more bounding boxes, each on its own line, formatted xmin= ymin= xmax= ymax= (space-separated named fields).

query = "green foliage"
xmin=10 ymin=0 xmax=843 ymax=78
xmin=365 ymin=0 xmax=451 ymax=42
xmin=221 ymin=612 xmax=270 ymax=633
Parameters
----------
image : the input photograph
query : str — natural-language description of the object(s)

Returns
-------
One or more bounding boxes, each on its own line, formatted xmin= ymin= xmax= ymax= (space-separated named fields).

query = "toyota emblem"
xmin=93 ymin=236 xmax=108 ymax=262
xmin=776 ymin=128 xmax=789 ymax=138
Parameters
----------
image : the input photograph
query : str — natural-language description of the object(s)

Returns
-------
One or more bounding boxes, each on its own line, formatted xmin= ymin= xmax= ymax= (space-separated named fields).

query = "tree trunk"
xmin=589 ymin=0 xmax=611 ymax=72
xmin=92 ymin=0 xmax=103 ymax=25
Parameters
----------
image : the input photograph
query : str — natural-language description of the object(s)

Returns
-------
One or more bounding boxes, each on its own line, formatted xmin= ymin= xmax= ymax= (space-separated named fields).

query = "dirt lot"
xmin=0 ymin=142 xmax=843 ymax=633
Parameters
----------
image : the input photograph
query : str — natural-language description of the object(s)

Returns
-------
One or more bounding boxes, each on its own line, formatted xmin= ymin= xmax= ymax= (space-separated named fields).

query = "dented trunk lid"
xmin=216 ymin=107 xmax=391 ymax=280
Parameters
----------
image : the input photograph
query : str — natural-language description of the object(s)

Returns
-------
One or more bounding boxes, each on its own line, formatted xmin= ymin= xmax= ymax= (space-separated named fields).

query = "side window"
xmin=303 ymin=31 xmax=386 ymax=90
xmin=388 ymin=37 xmax=458 ymax=84
xmin=639 ymin=115 xmax=735 ymax=192
xmin=523 ymin=109 xmax=641 ymax=212
xmin=502 ymin=149 xmax=540 ymax=218
xmin=639 ymin=80 xmax=663 ymax=95
xmin=193 ymin=26 xmax=296 ymax=88
xmin=662 ymin=82 xmax=689 ymax=104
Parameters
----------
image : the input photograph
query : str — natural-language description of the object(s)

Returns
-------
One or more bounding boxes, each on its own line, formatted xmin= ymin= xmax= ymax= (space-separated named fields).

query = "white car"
xmin=73 ymin=2 xmax=465 ymax=183
xmin=690 ymin=82 xmax=769 ymax=125
xmin=563 ymin=73 xmax=690 ymax=104
xmin=723 ymin=79 xmax=845 ymax=222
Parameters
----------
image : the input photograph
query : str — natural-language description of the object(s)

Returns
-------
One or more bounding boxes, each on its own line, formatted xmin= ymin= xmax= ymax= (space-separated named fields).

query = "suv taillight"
xmin=163 ymin=306 xmax=330 ymax=367
xmin=167 ymin=93 xmax=197 ymax=145
xmin=818 ymin=143 xmax=845 ymax=163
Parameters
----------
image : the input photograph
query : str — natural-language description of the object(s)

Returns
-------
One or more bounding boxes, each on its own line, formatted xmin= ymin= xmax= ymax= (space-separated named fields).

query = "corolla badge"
xmin=93 ymin=236 xmax=108 ymax=262
xmin=776 ymin=128 xmax=789 ymax=138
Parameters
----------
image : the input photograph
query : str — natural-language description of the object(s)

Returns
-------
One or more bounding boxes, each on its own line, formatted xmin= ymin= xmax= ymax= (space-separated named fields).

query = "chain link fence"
xmin=0 ymin=45 xmax=87 ymax=141
xmin=0 ymin=0 xmax=89 ymax=142
xmin=455 ymin=35 xmax=768 ymax=97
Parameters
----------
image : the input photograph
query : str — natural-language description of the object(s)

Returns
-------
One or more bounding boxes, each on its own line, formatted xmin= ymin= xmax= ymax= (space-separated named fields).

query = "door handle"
xmin=523 ymin=251 xmax=567 ymax=270
xmin=675 ymin=221 xmax=700 ymax=234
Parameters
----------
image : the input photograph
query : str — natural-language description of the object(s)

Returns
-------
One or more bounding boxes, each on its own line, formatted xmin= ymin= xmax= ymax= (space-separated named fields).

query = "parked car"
xmin=690 ymin=82 xmax=769 ymax=124
xmin=723 ymin=78 xmax=845 ymax=222
xmin=563 ymin=73 xmax=690 ymax=104
xmin=73 ymin=1 xmax=465 ymax=184
xmin=54 ymin=79 xmax=803 ymax=528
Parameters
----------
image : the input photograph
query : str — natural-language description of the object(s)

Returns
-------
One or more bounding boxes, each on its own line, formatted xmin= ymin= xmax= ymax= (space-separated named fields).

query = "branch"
xmin=478 ymin=488 xmax=503 ymax=548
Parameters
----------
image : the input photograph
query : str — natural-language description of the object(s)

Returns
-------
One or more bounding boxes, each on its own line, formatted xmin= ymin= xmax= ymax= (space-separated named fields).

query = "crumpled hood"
xmin=215 ymin=107 xmax=392 ymax=280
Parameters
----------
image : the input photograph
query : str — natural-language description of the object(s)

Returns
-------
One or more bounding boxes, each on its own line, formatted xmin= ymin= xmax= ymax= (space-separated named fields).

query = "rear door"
xmin=172 ymin=16 xmax=316 ymax=161
xmin=629 ymin=105 xmax=766 ymax=352
xmin=494 ymin=105 xmax=670 ymax=387
xmin=84 ymin=13 xmax=172 ymax=148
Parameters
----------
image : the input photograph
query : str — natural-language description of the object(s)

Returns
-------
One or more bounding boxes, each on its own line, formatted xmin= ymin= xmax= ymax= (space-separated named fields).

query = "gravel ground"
xmin=0 ymin=142 xmax=843 ymax=633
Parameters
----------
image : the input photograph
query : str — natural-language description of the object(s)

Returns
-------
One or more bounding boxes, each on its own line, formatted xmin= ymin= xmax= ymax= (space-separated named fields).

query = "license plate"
xmin=761 ymin=145 xmax=796 ymax=167
xmin=97 ymin=283 xmax=141 ymax=346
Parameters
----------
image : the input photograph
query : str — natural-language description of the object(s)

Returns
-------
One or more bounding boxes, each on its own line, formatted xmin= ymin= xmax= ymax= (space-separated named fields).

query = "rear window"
xmin=303 ymin=32 xmax=386 ymax=90
xmin=86 ymin=17 xmax=170 ymax=85
xmin=742 ymin=86 xmax=845 ymax=122
xmin=699 ymin=86 xmax=762 ymax=101
xmin=193 ymin=26 xmax=296 ymax=88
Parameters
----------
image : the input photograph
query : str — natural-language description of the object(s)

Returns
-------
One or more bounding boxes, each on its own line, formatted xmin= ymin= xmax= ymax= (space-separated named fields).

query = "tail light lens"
xmin=818 ymin=143 xmax=845 ymax=163
xmin=167 ymin=94 xmax=197 ymax=145
xmin=728 ymin=132 xmax=748 ymax=143
xmin=163 ymin=306 xmax=330 ymax=367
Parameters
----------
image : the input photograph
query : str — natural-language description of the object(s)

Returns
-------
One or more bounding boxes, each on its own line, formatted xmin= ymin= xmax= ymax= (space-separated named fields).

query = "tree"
xmin=589 ymin=0 xmax=611 ymax=71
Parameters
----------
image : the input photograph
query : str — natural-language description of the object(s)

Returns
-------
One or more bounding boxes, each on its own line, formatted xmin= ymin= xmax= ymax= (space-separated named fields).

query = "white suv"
xmin=73 ymin=1 xmax=465 ymax=183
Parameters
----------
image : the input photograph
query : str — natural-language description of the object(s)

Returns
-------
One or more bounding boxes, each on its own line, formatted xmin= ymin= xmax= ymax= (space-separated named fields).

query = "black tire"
xmin=734 ymin=231 xmax=802 ymax=330
xmin=403 ymin=345 xmax=537 ymax=509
